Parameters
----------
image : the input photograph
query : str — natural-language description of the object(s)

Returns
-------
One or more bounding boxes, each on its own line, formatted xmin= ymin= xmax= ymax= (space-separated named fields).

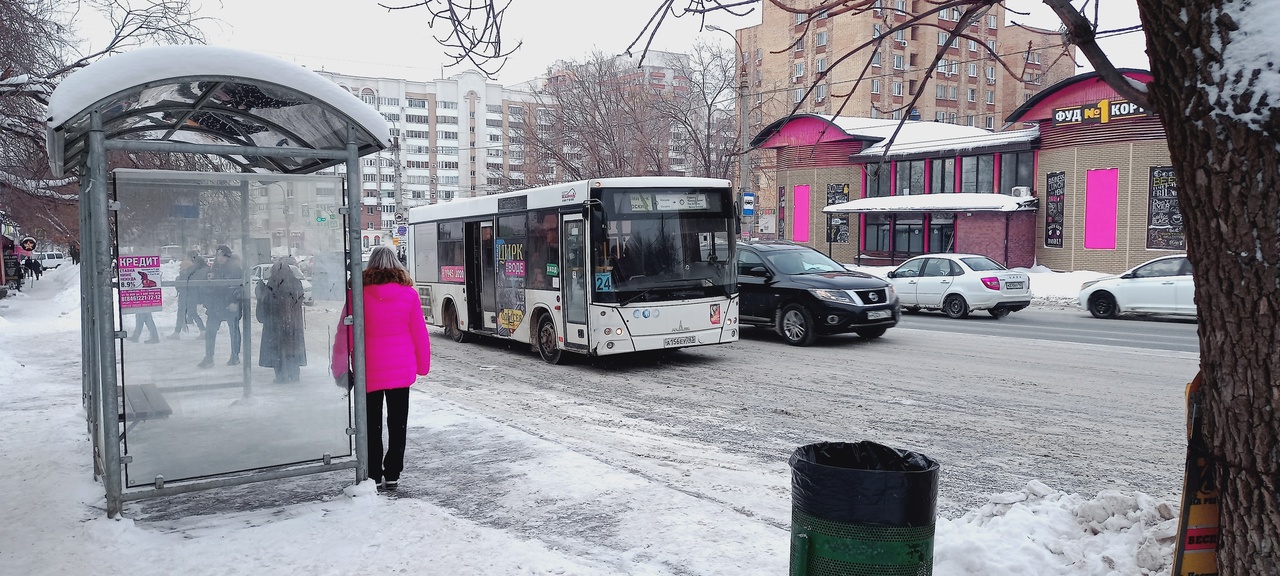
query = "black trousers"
xmin=204 ymin=314 xmax=241 ymax=360
xmin=366 ymin=387 xmax=410 ymax=483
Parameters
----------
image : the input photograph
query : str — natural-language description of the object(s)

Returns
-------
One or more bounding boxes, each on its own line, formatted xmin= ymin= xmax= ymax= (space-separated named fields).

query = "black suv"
xmin=737 ymin=241 xmax=899 ymax=346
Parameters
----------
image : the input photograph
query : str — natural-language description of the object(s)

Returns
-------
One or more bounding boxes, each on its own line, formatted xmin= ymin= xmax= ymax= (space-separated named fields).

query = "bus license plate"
xmin=867 ymin=309 xmax=892 ymax=320
xmin=664 ymin=336 xmax=697 ymax=347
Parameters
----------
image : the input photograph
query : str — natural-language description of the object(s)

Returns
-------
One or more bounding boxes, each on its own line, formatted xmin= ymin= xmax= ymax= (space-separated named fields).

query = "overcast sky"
xmin=75 ymin=0 xmax=1149 ymax=86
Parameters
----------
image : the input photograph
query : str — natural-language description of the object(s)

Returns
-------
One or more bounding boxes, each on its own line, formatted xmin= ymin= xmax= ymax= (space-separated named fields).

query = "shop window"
xmin=960 ymin=154 xmax=995 ymax=193
xmin=931 ymin=157 xmax=956 ymax=193
xmin=893 ymin=216 xmax=924 ymax=257
xmin=895 ymin=160 xmax=925 ymax=195
xmin=864 ymin=214 xmax=891 ymax=251
xmin=929 ymin=214 xmax=955 ymax=252
xmin=1000 ymin=151 xmax=1035 ymax=194
xmin=865 ymin=162 xmax=892 ymax=198
xmin=1084 ymin=169 xmax=1119 ymax=249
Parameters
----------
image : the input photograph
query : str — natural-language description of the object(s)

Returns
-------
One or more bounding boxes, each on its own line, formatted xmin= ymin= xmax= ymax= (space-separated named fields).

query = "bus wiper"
xmin=620 ymin=287 xmax=656 ymax=307
xmin=618 ymin=278 xmax=699 ymax=306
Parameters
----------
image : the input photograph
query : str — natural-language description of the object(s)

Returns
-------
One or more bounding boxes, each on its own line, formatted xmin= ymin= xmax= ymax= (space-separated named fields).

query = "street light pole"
xmin=708 ymin=25 xmax=753 ymax=240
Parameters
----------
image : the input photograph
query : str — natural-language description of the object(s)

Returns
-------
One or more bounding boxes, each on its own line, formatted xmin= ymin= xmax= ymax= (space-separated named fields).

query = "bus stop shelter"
xmin=44 ymin=45 xmax=390 ymax=517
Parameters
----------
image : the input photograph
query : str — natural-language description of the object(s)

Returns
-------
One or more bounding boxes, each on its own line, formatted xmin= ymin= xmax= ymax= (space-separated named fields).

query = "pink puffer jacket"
xmin=331 ymin=283 xmax=431 ymax=392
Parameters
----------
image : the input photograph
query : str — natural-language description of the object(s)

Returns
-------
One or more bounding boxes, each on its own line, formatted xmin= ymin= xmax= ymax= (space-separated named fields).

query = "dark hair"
xmin=216 ymin=245 xmax=232 ymax=257
xmin=188 ymin=250 xmax=201 ymax=259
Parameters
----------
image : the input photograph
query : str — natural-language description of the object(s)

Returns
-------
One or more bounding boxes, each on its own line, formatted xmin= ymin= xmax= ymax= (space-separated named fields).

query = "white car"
xmin=1078 ymin=254 xmax=1194 ymax=319
xmin=886 ymin=253 xmax=1031 ymax=319
xmin=250 ymin=263 xmax=314 ymax=305
xmin=35 ymin=251 xmax=69 ymax=269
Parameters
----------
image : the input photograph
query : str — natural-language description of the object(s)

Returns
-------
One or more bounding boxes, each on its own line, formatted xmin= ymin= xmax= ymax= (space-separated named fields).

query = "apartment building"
xmin=315 ymin=70 xmax=535 ymax=249
xmin=732 ymin=1 xmax=1075 ymax=238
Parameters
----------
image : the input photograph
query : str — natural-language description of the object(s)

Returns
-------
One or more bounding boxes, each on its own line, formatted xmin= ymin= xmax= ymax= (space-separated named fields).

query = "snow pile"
xmin=937 ymin=480 xmax=1179 ymax=576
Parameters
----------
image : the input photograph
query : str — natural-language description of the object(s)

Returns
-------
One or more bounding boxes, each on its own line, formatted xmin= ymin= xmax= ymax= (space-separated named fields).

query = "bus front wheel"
xmin=443 ymin=302 xmax=470 ymax=343
xmin=536 ymin=315 xmax=565 ymax=365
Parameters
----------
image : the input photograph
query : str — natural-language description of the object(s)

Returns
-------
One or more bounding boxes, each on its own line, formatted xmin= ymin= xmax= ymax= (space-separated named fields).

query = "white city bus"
xmin=407 ymin=177 xmax=740 ymax=363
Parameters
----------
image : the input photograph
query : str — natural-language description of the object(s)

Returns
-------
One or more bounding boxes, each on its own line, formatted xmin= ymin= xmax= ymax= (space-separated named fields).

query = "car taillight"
xmin=981 ymin=277 xmax=1001 ymax=290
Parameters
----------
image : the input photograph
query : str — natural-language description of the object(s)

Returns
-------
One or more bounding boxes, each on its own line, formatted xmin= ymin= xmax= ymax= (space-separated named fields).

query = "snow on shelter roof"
xmin=45 ymin=45 xmax=391 ymax=177
xmin=750 ymin=114 xmax=1037 ymax=158
xmin=823 ymin=192 xmax=1039 ymax=213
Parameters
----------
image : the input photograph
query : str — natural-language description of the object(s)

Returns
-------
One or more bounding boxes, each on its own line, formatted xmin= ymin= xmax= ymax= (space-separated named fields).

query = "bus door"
xmin=560 ymin=214 xmax=589 ymax=350
xmin=464 ymin=220 xmax=497 ymax=331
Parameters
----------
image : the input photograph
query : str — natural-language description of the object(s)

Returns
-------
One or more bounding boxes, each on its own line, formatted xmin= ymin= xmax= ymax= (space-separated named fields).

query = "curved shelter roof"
xmin=45 ymin=45 xmax=392 ymax=177
xmin=1004 ymin=68 xmax=1153 ymax=126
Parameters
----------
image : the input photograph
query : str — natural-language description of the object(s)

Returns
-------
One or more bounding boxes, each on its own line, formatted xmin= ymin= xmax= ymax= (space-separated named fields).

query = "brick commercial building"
xmin=730 ymin=2 xmax=1075 ymax=238
xmin=753 ymin=70 xmax=1176 ymax=274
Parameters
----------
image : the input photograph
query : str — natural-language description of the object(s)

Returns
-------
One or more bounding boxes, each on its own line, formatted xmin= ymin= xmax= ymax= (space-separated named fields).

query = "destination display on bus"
xmin=625 ymin=192 xmax=714 ymax=213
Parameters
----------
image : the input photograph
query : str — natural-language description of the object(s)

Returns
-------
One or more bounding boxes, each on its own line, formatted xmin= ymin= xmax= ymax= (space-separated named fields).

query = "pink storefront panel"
xmin=1084 ymin=168 xmax=1118 ymax=249
xmin=792 ymin=185 xmax=810 ymax=242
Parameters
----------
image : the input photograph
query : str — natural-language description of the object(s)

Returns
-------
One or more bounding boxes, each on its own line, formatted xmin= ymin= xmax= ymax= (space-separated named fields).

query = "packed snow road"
xmin=411 ymin=319 xmax=1198 ymax=531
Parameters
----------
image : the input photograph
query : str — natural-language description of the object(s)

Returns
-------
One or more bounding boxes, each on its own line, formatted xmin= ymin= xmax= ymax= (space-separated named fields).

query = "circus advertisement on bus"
xmin=118 ymin=255 xmax=163 ymax=313
xmin=495 ymin=234 xmax=527 ymax=336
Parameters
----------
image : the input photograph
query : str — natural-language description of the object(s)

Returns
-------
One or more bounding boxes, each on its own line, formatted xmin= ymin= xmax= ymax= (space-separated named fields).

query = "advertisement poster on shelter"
xmin=826 ymin=183 xmax=850 ymax=243
xmin=118 ymin=255 xmax=162 ymax=313
xmin=1147 ymin=166 xmax=1186 ymax=250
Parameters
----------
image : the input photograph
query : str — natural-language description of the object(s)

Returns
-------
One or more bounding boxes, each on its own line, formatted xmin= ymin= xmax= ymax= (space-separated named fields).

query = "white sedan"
xmin=886 ymin=253 xmax=1031 ymax=319
xmin=1078 ymin=254 xmax=1194 ymax=319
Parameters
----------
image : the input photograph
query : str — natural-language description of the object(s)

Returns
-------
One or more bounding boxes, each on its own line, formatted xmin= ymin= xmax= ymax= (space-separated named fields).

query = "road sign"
xmin=19 ymin=236 xmax=36 ymax=251
xmin=397 ymin=225 xmax=407 ymax=236
xmin=742 ymin=193 xmax=755 ymax=216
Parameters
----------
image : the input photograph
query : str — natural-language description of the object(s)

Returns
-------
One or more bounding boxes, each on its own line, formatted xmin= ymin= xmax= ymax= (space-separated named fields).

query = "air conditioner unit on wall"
xmin=1011 ymin=186 xmax=1032 ymax=198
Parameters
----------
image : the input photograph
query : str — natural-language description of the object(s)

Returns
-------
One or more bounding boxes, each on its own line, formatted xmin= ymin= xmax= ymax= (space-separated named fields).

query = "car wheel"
xmin=443 ymin=302 xmax=470 ymax=343
xmin=988 ymin=308 xmax=1011 ymax=319
xmin=943 ymin=294 xmax=970 ymax=319
xmin=778 ymin=303 xmax=817 ymax=346
xmin=536 ymin=315 xmax=565 ymax=364
xmin=1089 ymin=292 xmax=1119 ymax=319
xmin=855 ymin=326 xmax=887 ymax=339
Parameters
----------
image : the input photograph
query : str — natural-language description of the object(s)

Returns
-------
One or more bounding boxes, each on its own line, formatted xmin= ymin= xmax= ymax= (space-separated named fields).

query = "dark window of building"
xmin=931 ymin=157 xmax=956 ymax=193
xmin=864 ymin=214 xmax=891 ymax=251
xmin=960 ymin=154 xmax=995 ymax=193
xmin=1000 ymin=151 xmax=1035 ymax=194
xmin=929 ymin=213 xmax=955 ymax=252
xmin=893 ymin=215 xmax=924 ymax=257
xmin=895 ymin=160 xmax=925 ymax=195
xmin=866 ymin=162 xmax=892 ymax=197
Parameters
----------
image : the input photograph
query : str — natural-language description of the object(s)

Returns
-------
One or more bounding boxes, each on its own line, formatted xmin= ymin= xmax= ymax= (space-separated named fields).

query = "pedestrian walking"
xmin=199 ymin=245 xmax=245 ymax=368
xmin=331 ymin=246 xmax=431 ymax=492
xmin=129 ymin=311 xmax=159 ymax=343
xmin=23 ymin=257 xmax=41 ymax=281
xmin=256 ymin=259 xmax=307 ymax=382
xmin=170 ymin=251 xmax=207 ymax=338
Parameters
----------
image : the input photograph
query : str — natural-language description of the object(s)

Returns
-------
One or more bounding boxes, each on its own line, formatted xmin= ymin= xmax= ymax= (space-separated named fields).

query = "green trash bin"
xmin=789 ymin=441 xmax=940 ymax=576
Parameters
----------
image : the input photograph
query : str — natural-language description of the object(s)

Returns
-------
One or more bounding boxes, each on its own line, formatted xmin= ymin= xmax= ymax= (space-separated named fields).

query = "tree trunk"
xmin=1136 ymin=2 xmax=1280 ymax=574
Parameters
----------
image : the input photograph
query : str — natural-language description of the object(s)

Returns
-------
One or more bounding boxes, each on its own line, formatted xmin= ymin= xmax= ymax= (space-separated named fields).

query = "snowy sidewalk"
xmin=0 ymin=265 xmax=1183 ymax=576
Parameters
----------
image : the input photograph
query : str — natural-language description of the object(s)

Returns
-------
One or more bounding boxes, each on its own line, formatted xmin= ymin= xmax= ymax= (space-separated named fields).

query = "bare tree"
xmin=655 ymin=38 xmax=739 ymax=179
xmin=0 ymin=0 xmax=207 ymax=244
xmin=416 ymin=1 xmax=1280 ymax=572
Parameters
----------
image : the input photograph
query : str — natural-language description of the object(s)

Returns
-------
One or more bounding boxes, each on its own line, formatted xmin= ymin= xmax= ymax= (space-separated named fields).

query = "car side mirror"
xmin=748 ymin=266 xmax=771 ymax=277
xmin=886 ymin=270 xmax=897 ymax=279
xmin=1120 ymin=272 xmax=1135 ymax=279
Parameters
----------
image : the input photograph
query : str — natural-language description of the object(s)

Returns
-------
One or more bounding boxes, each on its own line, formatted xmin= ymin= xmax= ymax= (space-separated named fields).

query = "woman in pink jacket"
xmin=332 ymin=246 xmax=431 ymax=491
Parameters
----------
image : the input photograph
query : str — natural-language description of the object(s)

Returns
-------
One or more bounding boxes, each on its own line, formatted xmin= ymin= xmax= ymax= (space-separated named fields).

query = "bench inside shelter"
xmin=119 ymin=384 xmax=172 ymax=434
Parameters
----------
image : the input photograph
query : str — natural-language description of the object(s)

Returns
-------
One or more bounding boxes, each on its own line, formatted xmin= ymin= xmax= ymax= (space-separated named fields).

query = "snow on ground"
xmin=0 ymin=265 xmax=1183 ymax=575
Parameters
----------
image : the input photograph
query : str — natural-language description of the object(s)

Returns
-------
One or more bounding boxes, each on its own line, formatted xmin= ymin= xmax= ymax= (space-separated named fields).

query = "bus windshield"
xmin=591 ymin=187 xmax=737 ymax=304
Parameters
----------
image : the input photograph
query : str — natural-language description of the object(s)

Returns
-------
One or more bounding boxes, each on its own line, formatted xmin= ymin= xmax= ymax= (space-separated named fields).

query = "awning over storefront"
xmin=823 ymin=193 xmax=1038 ymax=213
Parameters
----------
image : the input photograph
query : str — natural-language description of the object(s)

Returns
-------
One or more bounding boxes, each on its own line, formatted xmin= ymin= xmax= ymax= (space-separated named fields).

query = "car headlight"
xmin=1080 ymin=280 xmax=1100 ymax=291
xmin=809 ymin=289 xmax=857 ymax=304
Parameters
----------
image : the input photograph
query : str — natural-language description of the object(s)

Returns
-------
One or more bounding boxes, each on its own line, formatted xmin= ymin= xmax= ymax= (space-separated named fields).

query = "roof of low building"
xmin=823 ymin=192 xmax=1039 ymax=213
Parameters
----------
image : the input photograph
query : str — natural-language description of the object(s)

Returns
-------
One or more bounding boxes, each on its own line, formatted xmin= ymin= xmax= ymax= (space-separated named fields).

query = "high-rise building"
xmin=732 ymin=2 xmax=1075 ymax=237
xmin=315 ymin=70 xmax=536 ymax=249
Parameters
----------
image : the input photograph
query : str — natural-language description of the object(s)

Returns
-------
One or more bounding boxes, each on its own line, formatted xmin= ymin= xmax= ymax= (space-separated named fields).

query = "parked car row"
xmin=734 ymin=241 xmax=1193 ymax=347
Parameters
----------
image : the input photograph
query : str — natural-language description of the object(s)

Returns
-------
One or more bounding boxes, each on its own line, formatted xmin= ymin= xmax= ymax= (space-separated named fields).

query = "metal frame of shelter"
xmin=44 ymin=46 xmax=389 ymax=517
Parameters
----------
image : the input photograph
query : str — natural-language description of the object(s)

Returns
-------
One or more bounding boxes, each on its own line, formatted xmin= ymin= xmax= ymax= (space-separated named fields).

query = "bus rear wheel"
xmin=443 ymin=302 xmax=470 ymax=343
xmin=536 ymin=316 xmax=565 ymax=364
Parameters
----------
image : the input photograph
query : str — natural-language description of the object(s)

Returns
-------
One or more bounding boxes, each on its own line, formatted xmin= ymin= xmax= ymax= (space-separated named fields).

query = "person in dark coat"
xmin=170 ymin=250 xmax=207 ymax=338
xmin=256 ymin=260 xmax=307 ymax=382
xmin=199 ymin=245 xmax=245 ymax=368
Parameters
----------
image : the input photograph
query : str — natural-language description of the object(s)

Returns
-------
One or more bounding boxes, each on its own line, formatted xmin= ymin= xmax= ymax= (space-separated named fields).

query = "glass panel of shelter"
xmin=111 ymin=171 xmax=351 ymax=488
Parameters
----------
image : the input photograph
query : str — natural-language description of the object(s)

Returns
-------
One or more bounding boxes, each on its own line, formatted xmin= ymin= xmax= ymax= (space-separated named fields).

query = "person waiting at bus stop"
xmin=199 ymin=245 xmax=244 ymax=368
xmin=331 ymin=246 xmax=431 ymax=492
